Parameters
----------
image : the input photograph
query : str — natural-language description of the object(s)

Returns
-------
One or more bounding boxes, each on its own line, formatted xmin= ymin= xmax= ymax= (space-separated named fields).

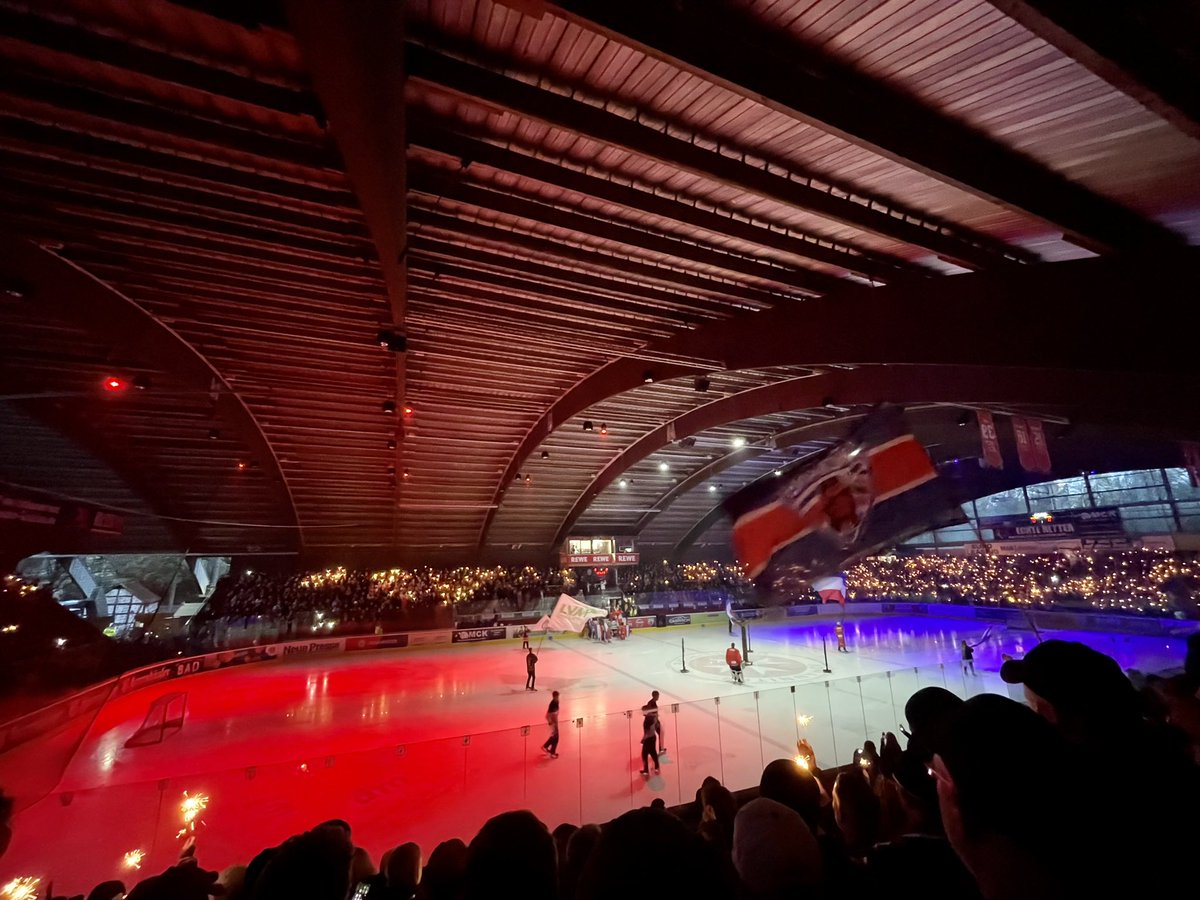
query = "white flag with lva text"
xmin=536 ymin=594 xmax=609 ymax=634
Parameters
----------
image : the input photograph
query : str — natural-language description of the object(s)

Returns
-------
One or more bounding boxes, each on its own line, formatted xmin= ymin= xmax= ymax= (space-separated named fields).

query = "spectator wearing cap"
xmin=1003 ymin=640 xmax=1200 ymax=873
xmin=930 ymin=694 xmax=1129 ymax=900
xmin=903 ymin=686 xmax=964 ymax=760
xmin=1000 ymin=640 xmax=1141 ymax=744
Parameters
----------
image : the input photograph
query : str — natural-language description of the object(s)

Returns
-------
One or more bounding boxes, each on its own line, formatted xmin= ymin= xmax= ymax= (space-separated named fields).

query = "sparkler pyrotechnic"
xmin=123 ymin=849 xmax=146 ymax=870
xmin=1 ymin=877 xmax=40 ymax=900
xmin=176 ymin=790 xmax=209 ymax=839
xmin=796 ymin=714 xmax=813 ymax=727
xmin=793 ymin=755 xmax=811 ymax=770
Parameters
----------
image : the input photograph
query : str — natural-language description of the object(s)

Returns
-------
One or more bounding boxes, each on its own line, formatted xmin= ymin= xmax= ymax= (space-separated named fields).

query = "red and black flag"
xmin=725 ymin=406 xmax=952 ymax=591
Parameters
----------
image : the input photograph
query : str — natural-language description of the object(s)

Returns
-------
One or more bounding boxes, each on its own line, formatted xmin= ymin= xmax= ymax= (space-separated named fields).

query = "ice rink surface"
xmin=0 ymin=614 xmax=1188 ymax=891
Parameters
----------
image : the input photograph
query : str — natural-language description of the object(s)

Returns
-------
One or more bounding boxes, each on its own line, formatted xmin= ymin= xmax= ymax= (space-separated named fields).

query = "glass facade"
xmin=907 ymin=468 xmax=1196 ymax=549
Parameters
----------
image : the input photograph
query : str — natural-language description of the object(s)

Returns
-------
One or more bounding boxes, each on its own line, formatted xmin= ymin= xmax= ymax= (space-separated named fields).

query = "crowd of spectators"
xmin=187 ymin=549 xmax=1197 ymax=647
xmin=7 ymin=635 xmax=1198 ymax=900
xmin=198 ymin=566 xmax=559 ymax=634
xmin=843 ymin=549 xmax=1199 ymax=616
xmin=618 ymin=561 xmax=750 ymax=595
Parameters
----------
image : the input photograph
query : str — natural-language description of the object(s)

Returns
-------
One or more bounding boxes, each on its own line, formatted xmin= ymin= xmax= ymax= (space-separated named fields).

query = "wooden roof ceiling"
xmin=1 ymin=0 xmax=1198 ymax=563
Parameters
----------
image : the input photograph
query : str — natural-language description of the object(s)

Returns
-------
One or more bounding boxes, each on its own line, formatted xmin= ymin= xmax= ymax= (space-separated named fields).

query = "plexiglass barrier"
xmin=3 ymin=664 xmax=1007 ymax=893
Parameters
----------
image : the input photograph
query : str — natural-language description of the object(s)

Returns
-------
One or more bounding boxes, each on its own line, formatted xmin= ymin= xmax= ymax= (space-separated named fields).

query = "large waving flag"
xmin=811 ymin=575 xmax=847 ymax=607
xmin=536 ymin=593 xmax=609 ymax=634
xmin=726 ymin=406 xmax=952 ymax=591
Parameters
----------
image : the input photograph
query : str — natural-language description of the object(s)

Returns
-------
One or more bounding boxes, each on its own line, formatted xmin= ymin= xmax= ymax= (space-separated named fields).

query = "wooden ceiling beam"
xmin=986 ymin=0 xmax=1200 ymax=142
xmin=0 ymin=5 xmax=318 ymax=116
xmin=408 ymin=117 xmax=919 ymax=283
xmin=410 ymin=166 xmax=832 ymax=295
xmin=408 ymin=206 xmax=782 ymax=309
xmin=406 ymin=43 xmax=1025 ymax=270
xmin=552 ymin=0 xmax=1181 ymax=253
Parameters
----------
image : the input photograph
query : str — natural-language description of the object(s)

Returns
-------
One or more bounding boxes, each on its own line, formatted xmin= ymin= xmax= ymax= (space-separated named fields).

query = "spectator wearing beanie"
xmin=731 ymin=798 xmax=823 ymax=899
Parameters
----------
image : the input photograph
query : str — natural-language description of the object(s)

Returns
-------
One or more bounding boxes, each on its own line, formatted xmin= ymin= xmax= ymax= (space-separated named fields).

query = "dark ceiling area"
xmin=1 ymin=0 xmax=1198 ymax=566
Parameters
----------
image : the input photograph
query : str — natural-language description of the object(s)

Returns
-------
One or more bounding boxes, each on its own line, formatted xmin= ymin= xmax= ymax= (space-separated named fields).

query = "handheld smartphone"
xmin=352 ymin=882 xmax=371 ymax=900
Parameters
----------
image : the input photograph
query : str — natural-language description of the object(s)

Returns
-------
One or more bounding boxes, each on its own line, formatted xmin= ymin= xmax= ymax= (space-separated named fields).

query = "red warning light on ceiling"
xmin=102 ymin=376 xmax=127 ymax=392
xmin=403 ymin=405 xmax=414 ymax=417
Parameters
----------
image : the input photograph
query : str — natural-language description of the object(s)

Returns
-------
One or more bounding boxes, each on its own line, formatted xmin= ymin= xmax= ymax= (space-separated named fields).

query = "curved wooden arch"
xmin=671 ymin=430 xmax=1189 ymax=558
xmin=548 ymin=363 xmax=1200 ymax=549
xmin=481 ymin=248 xmax=1200 ymax=550
xmin=1 ymin=238 xmax=300 ymax=547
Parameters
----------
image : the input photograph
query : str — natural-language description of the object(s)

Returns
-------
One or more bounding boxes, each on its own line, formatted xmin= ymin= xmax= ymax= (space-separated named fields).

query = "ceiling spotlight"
xmin=600 ymin=423 xmax=608 ymax=436
xmin=540 ymin=450 xmax=550 ymax=459
xmin=822 ymin=396 xmax=835 ymax=408
xmin=583 ymin=420 xmax=594 ymax=432
xmin=403 ymin=405 xmax=414 ymax=418
xmin=236 ymin=460 xmax=247 ymax=471
xmin=619 ymin=478 xmax=628 ymax=489
xmin=133 ymin=374 xmax=152 ymax=390
xmin=680 ymin=437 xmax=696 ymax=448
xmin=708 ymin=484 xmax=717 ymax=493
xmin=658 ymin=462 xmax=669 ymax=472
xmin=208 ymin=428 xmax=220 ymax=441
xmin=376 ymin=329 xmax=408 ymax=352
xmin=524 ymin=474 xmax=532 ymax=484
xmin=774 ymin=469 xmax=782 ymax=477
xmin=957 ymin=411 xmax=970 ymax=426
xmin=402 ymin=469 xmax=410 ymax=479
xmin=1 ymin=277 xmax=30 ymax=299
xmin=643 ymin=370 xmax=654 ymax=384
xmin=382 ymin=400 xmax=397 ymax=414
xmin=102 ymin=375 xmax=127 ymax=392
xmin=387 ymin=465 xmax=396 ymax=475
xmin=694 ymin=376 xmax=710 ymax=393
xmin=387 ymin=439 xmax=397 ymax=450
xmin=732 ymin=437 xmax=746 ymax=449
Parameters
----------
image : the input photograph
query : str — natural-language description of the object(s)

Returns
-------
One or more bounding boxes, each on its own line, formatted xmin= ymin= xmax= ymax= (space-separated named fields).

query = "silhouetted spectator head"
xmin=759 ymin=758 xmax=821 ymax=828
xmin=561 ymin=823 xmax=601 ymax=900
xmin=350 ymin=846 xmax=376 ymax=885
xmin=649 ymin=798 xmax=666 ymax=810
xmin=552 ymin=822 xmax=578 ymax=867
xmin=316 ymin=818 xmax=352 ymax=838
xmin=892 ymin=748 xmax=942 ymax=834
xmin=1000 ymin=640 xmax=1139 ymax=740
xmin=833 ymin=769 xmax=882 ymax=855
xmin=85 ymin=881 xmax=126 ymax=900
xmin=731 ymin=798 xmax=822 ymax=898
xmin=1186 ymin=633 xmax=1200 ymax=687
xmin=904 ymin=687 xmax=964 ymax=757
xmin=932 ymin=693 xmax=1102 ymax=896
xmin=253 ymin=825 xmax=354 ymax=900
xmin=418 ymin=838 xmax=466 ymax=900
xmin=216 ymin=866 xmax=245 ymax=900
xmin=577 ymin=808 xmax=724 ymax=900
xmin=125 ymin=859 xmax=224 ymax=900
xmin=385 ymin=841 xmax=422 ymax=897
xmin=699 ymin=779 xmax=737 ymax=848
xmin=463 ymin=810 xmax=555 ymax=900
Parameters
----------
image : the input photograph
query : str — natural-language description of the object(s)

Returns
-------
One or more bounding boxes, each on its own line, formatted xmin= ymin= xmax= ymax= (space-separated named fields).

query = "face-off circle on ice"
xmin=681 ymin=652 xmax=809 ymax=684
